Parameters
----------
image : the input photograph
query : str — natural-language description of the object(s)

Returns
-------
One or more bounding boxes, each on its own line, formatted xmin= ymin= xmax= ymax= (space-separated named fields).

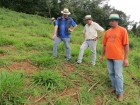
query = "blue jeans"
xmin=53 ymin=37 xmax=71 ymax=60
xmin=107 ymin=59 xmax=123 ymax=95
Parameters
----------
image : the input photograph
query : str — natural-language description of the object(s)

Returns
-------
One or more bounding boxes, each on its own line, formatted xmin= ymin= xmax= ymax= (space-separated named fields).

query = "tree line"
xmin=0 ymin=0 xmax=139 ymax=34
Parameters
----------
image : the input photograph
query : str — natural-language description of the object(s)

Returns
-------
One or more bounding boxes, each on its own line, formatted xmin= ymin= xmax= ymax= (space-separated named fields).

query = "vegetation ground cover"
xmin=0 ymin=8 xmax=140 ymax=105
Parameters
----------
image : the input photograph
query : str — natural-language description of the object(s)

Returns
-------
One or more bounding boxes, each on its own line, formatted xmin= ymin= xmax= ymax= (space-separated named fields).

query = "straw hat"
xmin=61 ymin=8 xmax=71 ymax=15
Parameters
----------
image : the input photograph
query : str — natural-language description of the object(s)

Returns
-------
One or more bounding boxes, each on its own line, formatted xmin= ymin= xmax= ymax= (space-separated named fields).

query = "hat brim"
xmin=106 ymin=18 xmax=122 ymax=24
xmin=84 ymin=18 xmax=92 ymax=20
xmin=61 ymin=11 xmax=71 ymax=15
xmin=51 ymin=18 xmax=55 ymax=21
xmin=108 ymin=18 xmax=122 ymax=21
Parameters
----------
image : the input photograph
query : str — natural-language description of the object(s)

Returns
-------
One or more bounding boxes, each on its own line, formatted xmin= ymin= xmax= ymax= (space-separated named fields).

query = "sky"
xmin=108 ymin=0 xmax=140 ymax=23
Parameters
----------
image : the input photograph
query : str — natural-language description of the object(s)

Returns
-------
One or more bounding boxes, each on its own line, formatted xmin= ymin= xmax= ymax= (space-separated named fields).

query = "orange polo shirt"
xmin=103 ymin=26 xmax=129 ymax=60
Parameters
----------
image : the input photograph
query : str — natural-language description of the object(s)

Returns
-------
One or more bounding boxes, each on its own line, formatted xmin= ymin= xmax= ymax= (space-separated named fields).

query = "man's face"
xmin=86 ymin=19 xmax=92 ymax=25
xmin=109 ymin=19 xmax=118 ymax=27
xmin=63 ymin=14 xmax=68 ymax=18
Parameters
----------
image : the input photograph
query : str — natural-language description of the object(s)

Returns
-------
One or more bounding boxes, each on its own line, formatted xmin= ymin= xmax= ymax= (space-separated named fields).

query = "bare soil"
xmin=8 ymin=60 xmax=38 ymax=75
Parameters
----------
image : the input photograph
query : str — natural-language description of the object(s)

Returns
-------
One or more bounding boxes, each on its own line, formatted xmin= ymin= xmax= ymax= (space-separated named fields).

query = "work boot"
xmin=117 ymin=94 xmax=123 ymax=102
xmin=77 ymin=60 xmax=82 ymax=64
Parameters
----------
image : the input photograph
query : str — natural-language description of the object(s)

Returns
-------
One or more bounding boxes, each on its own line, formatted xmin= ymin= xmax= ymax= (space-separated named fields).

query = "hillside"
xmin=0 ymin=8 xmax=140 ymax=105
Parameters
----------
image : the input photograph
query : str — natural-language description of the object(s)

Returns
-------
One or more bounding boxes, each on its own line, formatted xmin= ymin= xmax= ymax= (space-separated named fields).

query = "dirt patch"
xmin=94 ymin=96 xmax=102 ymax=105
xmin=24 ymin=95 xmax=47 ymax=105
xmin=8 ymin=61 xmax=38 ymax=74
xmin=59 ymin=87 xmax=79 ymax=101
xmin=65 ymin=63 xmax=75 ymax=72
xmin=2 ymin=45 xmax=16 ymax=51
xmin=0 ymin=53 xmax=6 ymax=58
xmin=60 ymin=88 xmax=78 ymax=96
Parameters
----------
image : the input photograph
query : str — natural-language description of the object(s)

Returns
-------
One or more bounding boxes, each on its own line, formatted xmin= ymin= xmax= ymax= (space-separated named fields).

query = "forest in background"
xmin=1 ymin=0 xmax=140 ymax=35
xmin=0 ymin=0 xmax=134 ymax=29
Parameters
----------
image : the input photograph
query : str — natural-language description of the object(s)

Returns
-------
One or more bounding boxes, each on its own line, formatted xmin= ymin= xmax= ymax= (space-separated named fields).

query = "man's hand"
xmin=94 ymin=37 xmax=98 ymax=41
xmin=52 ymin=34 xmax=57 ymax=40
xmin=123 ymin=44 xmax=129 ymax=67
xmin=123 ymin=59 xmax=129 ymax=67
xmin=99 ymin=56 xmax=103 ymax=62
xmin=68 ymin=28 xmax=73 ymax=32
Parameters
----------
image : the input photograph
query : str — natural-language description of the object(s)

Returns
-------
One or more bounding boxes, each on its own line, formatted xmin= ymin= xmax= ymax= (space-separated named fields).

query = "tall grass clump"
xmin=0 ymin=71 xmax=26 ymax=105
xmin=32 ymin=70 xmax=65 ymax=90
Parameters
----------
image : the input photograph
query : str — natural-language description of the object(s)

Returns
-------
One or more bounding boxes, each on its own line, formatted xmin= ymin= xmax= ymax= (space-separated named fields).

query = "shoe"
xmin=53 ymin=56 xmax=57 ymax=58
xmin=77 ymin=61 xmax=81 ymax=64
xmin=117 ymin=94 xmax=123 ymax=102
xmin=91 ymin=63 xmax=96 ymax=66
xmin=66 ymin=58 xmax=71 ymax=61
xmin=76 ymin=61 xmax=81 ymax=64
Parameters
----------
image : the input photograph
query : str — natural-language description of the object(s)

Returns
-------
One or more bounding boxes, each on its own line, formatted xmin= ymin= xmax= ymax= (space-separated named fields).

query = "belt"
xmin=86 ymin=39 xmax=96 ymax=41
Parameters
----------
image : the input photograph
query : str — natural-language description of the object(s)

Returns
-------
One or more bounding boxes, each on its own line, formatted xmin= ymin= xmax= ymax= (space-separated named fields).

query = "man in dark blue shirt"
xmin=52 ymin=8 xmax=77 ymax=60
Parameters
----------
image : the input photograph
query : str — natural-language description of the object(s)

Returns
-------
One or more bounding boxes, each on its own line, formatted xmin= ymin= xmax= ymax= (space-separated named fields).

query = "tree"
xmin=0 ymin=0 xmax=131 ymax=28
xmin=44 ymin=0 xmax=53 ymax=18
xmin=131 ymin=22 xmax=140 ymax=37
xmin=136 ymin=24 xmax=140 ymax=37
xmin=131 ymin=22 xmax=137 ymax=35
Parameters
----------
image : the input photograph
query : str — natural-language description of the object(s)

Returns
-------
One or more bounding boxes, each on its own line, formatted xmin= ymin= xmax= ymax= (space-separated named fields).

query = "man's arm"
xmin=100 ymin=45 xmax=106 ymax=62
xmin=68 ymin=18 xmax=77 ymax=32
xmin=123 ymin=44 xmax=129 ymax=67
xmin=98 ymin=31 xmax=104 ymax=38
xmin=95 ymin=31 xmax=104 ymax=41
xmin=95 ymin=23 xmax=105 ymax=40
xmin=68 ymin=25 xmax=77 ymax=32
xmin=83 ymin=26 xmax=86 ymax=39
xmin=52 ymin=26 xmax=58 ymax=39
xmin=84 ymin=33 xmax=86 ymax=39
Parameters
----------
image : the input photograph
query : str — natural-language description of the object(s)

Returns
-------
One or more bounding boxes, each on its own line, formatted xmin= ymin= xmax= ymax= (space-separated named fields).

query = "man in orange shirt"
xmin=100 ymin=14 xmax=129 ymax=101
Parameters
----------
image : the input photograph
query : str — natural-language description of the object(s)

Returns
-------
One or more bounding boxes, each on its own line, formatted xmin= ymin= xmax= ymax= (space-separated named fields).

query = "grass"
xmin=32 ymin=70 xmax=65 ymax=90
xmin=0 ymin=70 xmax=26 ymax=104
xmin=0 ymin=7 xmax=140 ymax=105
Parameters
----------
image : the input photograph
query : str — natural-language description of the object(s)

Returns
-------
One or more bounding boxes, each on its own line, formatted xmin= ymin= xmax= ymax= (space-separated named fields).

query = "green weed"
xmin=0 ymin=50 xmax=5 ymax=54
xmin=0 ymin=70 xmax=26 ymax=105
xmin=0 ymin=36 xmax=14 ymax=46
xmin=32 ymin=70 xmax=65 ymax=90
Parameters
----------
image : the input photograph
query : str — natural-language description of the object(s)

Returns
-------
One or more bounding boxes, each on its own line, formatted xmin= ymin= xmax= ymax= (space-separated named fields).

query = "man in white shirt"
xmin=77 ymin=15 xmax=104 ymax=65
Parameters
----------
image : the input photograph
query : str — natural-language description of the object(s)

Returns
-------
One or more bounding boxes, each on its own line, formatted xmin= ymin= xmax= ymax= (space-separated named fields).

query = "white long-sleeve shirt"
xmin=84 ymin=21 xmax=104 ymax=40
